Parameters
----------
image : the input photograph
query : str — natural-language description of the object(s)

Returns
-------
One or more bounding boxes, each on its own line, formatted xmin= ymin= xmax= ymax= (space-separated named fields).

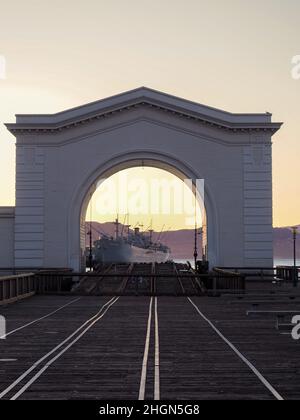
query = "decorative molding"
xmin=14 ymin=117 xmax=272 ymax=148
xmin=6 ymin=101 xmax=282 ymax=135
xmin=0 ymin=207 xmax=15 ymax=218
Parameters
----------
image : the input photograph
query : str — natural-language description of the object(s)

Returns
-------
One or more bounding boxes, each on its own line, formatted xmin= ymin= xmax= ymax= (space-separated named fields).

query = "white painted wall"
xmin=6 ymin=88 xmax=281 ymax=270
xmin=0 ymin=207 xmax=15 ymax=268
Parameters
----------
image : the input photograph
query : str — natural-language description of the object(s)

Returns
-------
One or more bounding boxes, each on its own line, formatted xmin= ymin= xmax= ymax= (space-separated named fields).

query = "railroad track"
xmin=154 ymin=263 xmax=178 ymax=296
xmin=73 ymin=264 xmax=113 ymax=295
xmin=0 ymin=296 xmax=119 ymax=400
xmin=0 ymin=293 xmax=161 ymax=400
xmin=98 ymin=263 xmax=133 ymax=295
xmin=0 ymin=292 xmax=290 ymax=400
xmin=123 ymin=263 xmax=153 ymax=296
xmin=175 ymin=263 xmax=199 ymax=296
xmin=73 ymin=262 xmax=203 ymax=297
xmin=74 ymin=264 xmax=133 ymax=296
xmin=0 ymin=264 xmax=296 ymax=400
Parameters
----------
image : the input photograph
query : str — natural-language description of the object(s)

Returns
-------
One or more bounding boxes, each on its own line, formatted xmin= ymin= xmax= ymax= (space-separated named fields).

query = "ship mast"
xmin=114 ymin=216 xmax=120 ymax=239
xmin=121 ymin=214 xmax=126 ymax=237
xmin=148 ymin=219 xmax=154 ymax=244
xmin=124 ymin=214 xmax=131 ymax=239
xmin=157 ymin=225 xmax=166 ymax=243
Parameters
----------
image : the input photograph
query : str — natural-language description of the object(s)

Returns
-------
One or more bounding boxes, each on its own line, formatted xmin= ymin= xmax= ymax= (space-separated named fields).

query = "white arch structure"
xmin=6 ymin=87 xmax=282 ymax=271
xmin=75 ymin=152 xmax=213 ymax=269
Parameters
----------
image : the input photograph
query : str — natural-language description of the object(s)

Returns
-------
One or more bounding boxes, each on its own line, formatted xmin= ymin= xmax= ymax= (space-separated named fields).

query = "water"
xmin=174 ymin=258 xmax=300 ymax=267
xmin=274 ymin=259 xmax=299 ymax=267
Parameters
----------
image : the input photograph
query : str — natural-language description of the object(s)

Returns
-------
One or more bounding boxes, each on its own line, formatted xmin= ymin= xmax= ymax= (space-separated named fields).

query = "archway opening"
xmin=80 ymin=164 xmax=207 ymax=271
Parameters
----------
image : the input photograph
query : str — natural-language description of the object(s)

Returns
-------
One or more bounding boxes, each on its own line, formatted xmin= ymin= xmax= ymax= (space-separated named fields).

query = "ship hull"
xmin=94 ymin=241 xmax=169 ymax=264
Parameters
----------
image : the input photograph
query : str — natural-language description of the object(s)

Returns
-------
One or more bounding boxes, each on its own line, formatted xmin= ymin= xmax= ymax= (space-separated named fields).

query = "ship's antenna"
xmin=114 ymin=214 xmax=120 ymax=239
xmin=121 ymin=214 xmax=127 ymax=237
xmin=148 ymin=219 xmax=154 ymax=244
xmin=193 ymin=185 xmax=198 ymax=270
xmin=157 ymin=224 xmax=166 ymax=243
xmin=146 ymin=219 xmax=152 ymax=231
xmin=90 ymin=224 xmax=106 ymax=238
xmin=126 ymin=213 xmax=131 ymax=238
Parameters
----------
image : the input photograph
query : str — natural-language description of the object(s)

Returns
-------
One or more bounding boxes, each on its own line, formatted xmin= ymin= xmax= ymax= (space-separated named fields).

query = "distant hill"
xmin=273 ymin=225 xmax=300 ymax=259
xmin=85 ymin=222 xmax=300 ymax=260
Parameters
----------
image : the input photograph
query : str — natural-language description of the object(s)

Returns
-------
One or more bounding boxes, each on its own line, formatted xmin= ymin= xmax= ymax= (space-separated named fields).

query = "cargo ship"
xmin=90 ymin=219 xmax=170 ymax=264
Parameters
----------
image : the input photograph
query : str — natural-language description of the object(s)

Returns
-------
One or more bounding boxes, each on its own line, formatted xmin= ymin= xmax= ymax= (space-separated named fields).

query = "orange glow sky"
xmin=0 ymin=0 xmax=299 ymax=229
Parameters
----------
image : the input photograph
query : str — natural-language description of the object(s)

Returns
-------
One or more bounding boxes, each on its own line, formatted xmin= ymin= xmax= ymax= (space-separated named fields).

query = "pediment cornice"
xmin=5 ymin=87 xmax=282 ymax=135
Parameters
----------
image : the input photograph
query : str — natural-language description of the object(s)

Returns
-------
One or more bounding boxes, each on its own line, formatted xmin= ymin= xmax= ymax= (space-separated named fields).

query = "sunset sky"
xmin=0 ymin=0 xmax=299 ymax=230
xmin=86 ymin=167 xmax=203 ymax=231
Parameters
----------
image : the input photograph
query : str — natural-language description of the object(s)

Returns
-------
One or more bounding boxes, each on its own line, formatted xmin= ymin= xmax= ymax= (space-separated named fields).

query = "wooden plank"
xmin=0 ymin=289 xmax=299 ymax=400
xmin=0 ymin=292 xmax=35 ymax=306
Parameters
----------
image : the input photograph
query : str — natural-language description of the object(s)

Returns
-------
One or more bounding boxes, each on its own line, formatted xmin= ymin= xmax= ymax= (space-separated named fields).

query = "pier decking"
xmin=0 ymin=265 xmax=299 ymax=400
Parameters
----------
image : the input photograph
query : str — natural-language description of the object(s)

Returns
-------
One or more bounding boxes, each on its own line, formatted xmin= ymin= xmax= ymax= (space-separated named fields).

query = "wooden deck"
xmin=0 ymin=294 xmax=299 ymax=400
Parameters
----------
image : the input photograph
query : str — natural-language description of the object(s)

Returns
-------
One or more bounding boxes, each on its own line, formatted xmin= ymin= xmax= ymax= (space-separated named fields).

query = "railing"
xmin=0 ymin=269 xmax=74 ymax=304
xmin=276 ymin=266 xmax=299 ymax=284
xmin=217 ymin=267 xmax=276 ymax=279
xmin=0 ymin=273 xmax=36 ymax=305
xmin=0 ymin=268 xmax=258 ymax=304
xmin=216 ymin=267 xmax=286 ymax=285
xmin=217 ymin=266 xmax=300 ymax=284
xmin=34 ymin=270 xmax=74 ymax=294
xmin=33 ymin=271 xmax=246 ymax=296
xmin=210 ymin=268 xmax=246 ymax=293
